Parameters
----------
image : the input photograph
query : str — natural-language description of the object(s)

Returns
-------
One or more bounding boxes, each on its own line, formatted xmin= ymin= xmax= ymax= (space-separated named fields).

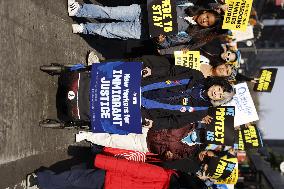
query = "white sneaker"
xmin=75 ymin=131 xmax=89 ymax=142
xmin=88 ymin=51 xmax=100 ymax=65
xmin=67 ymin=0 xmax=75 ymax=6
xmin=27 ymin=173 xmax=39 ymax=189
xmin=68 ymin=0 xmax=80 ymax=16
xmin=72 ymin=24 xmax=84 ymax=34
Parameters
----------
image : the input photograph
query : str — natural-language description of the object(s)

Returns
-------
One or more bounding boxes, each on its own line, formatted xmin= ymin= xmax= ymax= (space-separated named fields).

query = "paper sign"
xmin=236 ymin=129 xmax=245 ymax=151
xmin=215 ymin=165 xmax=238 ymax=184
xmin=214 ymin=156 xmax=238 ymax=184
xmin=90 ymin=62 xmax=142 ymax=134
xmin=174 ymin=51 xmax=201 ymax=70
xmin=207 ymin=156 xmax=237 ymax=180
xmin=204 ymin=107 xmax=235 ymax=146
xmin=254 ymin=68 xmax=278 ymax=92
xmin=223 ymin=83 xmax=259 ymax=126
xmin=240 ymin=124 xmax=263 ymax=149
xmin=222 ymin=0 xmax=253 ymax=31
xmin=147 ymin=0 xmax=178 ymax=37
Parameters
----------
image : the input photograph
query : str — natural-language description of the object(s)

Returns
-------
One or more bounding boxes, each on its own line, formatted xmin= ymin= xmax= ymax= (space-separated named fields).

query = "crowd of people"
xmin=27 ymin=0 xmax=259 ymax=189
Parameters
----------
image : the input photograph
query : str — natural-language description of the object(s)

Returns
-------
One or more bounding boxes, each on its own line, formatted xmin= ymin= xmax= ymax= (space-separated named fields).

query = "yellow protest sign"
xmin=207 ymin=155 xmax=237 ymax=182
xmin=215 ymin=166 xmax=238 ymax=184
xmin=238 ymin=130 xmax=245 ymax=150
xmin=174 ymin=51 xmax=200 ymax=70
xmin=215 ymin=156 xmax=238 ymax=184
xmin=222 ymin=0 xmax=253 ymax=31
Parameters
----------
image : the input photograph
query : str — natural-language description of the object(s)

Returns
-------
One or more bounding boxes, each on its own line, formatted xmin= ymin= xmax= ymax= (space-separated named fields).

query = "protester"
xmin=75 ymin=122 xmax=207 ymax=161
xmin=199 ymin=38 xmax=240 ymax=64
xmin=156 ymin=6 xmax=224 ymax=49
xmin=26 ymin=154 xmax=210 ymax=189
xmin=197 ymin=39 xmax=260 ymax=83
xmin=80 ymin=52 xmax=234 ymax=82
xmin=139 ymin=54 xmax=233 ymax=79
xmin=141 ymin=76 xmax=235 ymax=130
xmin=67 ymin=0 xmax=226 ymax=49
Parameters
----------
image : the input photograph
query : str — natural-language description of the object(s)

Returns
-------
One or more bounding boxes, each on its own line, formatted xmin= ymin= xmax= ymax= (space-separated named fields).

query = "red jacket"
xmin=95 ymin=154 xmax=176 ymax=189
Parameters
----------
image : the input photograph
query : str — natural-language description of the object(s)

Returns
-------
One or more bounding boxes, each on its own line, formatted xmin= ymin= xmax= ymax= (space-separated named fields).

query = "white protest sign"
xmin=223 ymin=82 xmax=259 ymax=126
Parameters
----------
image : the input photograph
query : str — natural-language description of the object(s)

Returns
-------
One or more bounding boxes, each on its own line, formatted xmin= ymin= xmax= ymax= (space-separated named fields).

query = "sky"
xmin=258 ymin=67 xmax=284 ymax=140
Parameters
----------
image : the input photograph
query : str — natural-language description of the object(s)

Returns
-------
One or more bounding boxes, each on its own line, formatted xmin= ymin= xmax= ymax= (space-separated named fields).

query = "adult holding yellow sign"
xmin=67 ymin=0 xmax=227 ymax=44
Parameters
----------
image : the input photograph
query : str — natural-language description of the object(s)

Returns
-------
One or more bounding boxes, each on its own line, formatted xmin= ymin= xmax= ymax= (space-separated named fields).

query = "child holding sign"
xmin=67 ymin=0 xmax=226 ymax=42
xmin=157 ymin=6 xmax=228 ymax=55
xmin=200 ymin=38 xmax=240 ymax=64
xmin=140 ymin=55 xmax=234 ymax=81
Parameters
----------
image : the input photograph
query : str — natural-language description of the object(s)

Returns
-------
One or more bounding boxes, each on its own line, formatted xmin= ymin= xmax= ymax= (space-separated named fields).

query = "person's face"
xmin=199 ymin=151 xmax=215 ymax=161
xmin=207 ymin=85 xmax=225 ymax=101
xmin=221 ymin=51 xmax=236 ymax=62
xmin=213 ymin=64 xmax=232 ymax=77
xmin=196 ymin=12 xmax=216 ymax=27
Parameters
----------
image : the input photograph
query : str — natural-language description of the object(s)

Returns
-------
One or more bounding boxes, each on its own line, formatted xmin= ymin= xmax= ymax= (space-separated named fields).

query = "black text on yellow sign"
xmin=215 ymin=156 xmax=238 ymax=184
xmin=174 ymin=51 xmax=200 ymax=70
xmin=215 ymin=168 xmax=238 ymax=184
xmin=222 ymin=0 xmax=253 ymax=31
xmin=238 ymin=130 xmax=245 ymax=150
xmin=211 ymin=159 xmax=236 ymax=180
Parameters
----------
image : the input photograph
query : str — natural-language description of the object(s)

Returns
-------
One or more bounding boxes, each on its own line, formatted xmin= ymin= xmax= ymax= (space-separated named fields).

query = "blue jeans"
xmin=37 ymin=166 xmax=105 ymax=189
xmin=75 ymin=4 xmax=141 ymax=39
xmin=158 ymin=32 xmax=192 ymax=48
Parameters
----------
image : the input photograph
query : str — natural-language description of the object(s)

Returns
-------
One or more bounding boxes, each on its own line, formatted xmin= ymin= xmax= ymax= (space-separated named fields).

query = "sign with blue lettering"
xmin=90 ymin=62 xmax=142 ymax=134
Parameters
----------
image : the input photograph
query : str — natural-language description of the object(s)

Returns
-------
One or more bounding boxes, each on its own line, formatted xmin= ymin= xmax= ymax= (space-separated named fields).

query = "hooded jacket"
xmin=138 ymin=55 xmax=210 ymax=130
xmin=94 ymin=154 xmax=176 ymax=189
xmin=146 ymin=123 xmax=206 ymax=160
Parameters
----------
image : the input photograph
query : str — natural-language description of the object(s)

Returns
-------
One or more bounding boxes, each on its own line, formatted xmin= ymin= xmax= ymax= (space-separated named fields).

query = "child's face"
xmin=196 ymin=12 xmax=216 ymax=27
xmin=207 ymin=85 xmax=225 ymax=101
xmin=213 ymin=64 xmax=232 ymax=77
xmin=221 ymin=51 xmax=236 ymax=62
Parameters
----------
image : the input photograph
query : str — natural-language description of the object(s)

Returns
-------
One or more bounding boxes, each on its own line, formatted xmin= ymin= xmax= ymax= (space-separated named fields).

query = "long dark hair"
xmin=202 ymin=77 xmax=234 ymax=93
xmin=184 ymin=7 xmax=227 ymax=49
xmin=201 ymin=76 xmax=235 ymax=106
xmin=184 ymin=6 xmax=223 ymax=28
xmin=200 ymin=46 xmax=238 ymax=68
